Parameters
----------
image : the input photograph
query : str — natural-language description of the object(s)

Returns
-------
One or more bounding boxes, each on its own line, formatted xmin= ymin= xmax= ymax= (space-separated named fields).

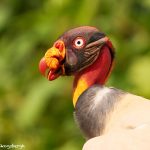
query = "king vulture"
xmin=39 ymin=26 xmax=150 ymax=142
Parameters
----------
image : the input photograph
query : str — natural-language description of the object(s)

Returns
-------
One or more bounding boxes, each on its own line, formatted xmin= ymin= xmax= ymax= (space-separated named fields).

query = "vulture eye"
xmin=73 ymin=37 xmax=85 ymax=49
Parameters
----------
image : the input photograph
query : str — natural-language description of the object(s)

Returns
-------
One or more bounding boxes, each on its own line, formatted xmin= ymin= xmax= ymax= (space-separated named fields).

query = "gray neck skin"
xmin=74 ymin=84 xmax=126 ymax=139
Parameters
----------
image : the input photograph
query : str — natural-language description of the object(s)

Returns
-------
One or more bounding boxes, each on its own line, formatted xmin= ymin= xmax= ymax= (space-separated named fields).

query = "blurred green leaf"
xmin=128 ymin=56 xmax=150 ymax=97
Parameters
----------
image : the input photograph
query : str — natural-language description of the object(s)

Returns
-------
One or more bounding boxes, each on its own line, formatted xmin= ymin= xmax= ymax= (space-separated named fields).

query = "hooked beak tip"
xmin=39 ymin=57 xmax=47 ymax=76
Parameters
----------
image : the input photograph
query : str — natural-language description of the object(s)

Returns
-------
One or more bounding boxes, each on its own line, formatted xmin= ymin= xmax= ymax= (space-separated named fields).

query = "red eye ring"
xmin=73 ymin=37 xmax=86 ymax=49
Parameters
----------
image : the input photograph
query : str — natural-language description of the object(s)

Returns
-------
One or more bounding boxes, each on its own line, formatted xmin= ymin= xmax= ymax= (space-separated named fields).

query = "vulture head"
xmin=39 ymin=26 xmax=115 ymax=106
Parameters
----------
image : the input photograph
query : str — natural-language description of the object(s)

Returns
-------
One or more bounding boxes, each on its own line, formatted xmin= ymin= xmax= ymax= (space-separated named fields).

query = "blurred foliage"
xmin=0 ymin=0 xmax=150 ymax=149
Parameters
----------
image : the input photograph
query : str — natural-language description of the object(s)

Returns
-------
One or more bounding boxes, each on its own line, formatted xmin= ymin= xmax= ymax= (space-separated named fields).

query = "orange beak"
xmin=39 ymin=41 xmax=65 ymax=80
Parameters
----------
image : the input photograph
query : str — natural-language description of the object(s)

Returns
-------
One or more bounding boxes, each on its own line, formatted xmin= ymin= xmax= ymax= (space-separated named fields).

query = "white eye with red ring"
xmin=73 ymin=37 xmax=86 ymax=49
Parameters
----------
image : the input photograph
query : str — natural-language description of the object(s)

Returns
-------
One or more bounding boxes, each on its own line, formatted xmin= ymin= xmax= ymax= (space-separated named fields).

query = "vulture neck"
xmin=73 ymin=46 xmax=114 ymax=107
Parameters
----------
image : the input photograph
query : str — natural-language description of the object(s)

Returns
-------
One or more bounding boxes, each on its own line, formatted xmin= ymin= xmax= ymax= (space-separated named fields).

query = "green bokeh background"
xmin=0 ymin=0 xmax=150 ymax=149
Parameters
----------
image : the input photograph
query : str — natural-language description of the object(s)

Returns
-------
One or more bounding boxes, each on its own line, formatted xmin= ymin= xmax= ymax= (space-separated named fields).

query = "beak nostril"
xmin=54 ymin=41 xmax=64 ymax=51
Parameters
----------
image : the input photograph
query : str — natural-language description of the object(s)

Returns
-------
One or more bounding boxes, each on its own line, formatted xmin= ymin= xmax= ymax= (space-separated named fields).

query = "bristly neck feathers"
xmin=73 ymin=45 xmax=114 ymax=107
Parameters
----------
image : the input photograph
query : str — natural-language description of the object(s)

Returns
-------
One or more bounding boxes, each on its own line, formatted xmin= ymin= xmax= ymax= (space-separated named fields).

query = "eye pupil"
xmin=77 ymin=41 xmax=81 ymax=45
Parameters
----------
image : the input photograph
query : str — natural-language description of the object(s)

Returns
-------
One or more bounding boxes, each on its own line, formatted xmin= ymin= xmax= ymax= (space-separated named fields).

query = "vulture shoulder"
xmin=74 ymin=85 xmax=150 ymax=139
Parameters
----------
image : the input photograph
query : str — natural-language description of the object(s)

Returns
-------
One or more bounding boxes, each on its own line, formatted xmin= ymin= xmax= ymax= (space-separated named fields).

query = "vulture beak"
xmin=39 ymin=40 xmax=66 ymax=81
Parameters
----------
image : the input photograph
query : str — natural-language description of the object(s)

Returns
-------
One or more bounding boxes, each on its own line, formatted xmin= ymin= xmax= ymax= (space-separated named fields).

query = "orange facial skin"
xmin=39 ymin=41 xmax=65 ymax=81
